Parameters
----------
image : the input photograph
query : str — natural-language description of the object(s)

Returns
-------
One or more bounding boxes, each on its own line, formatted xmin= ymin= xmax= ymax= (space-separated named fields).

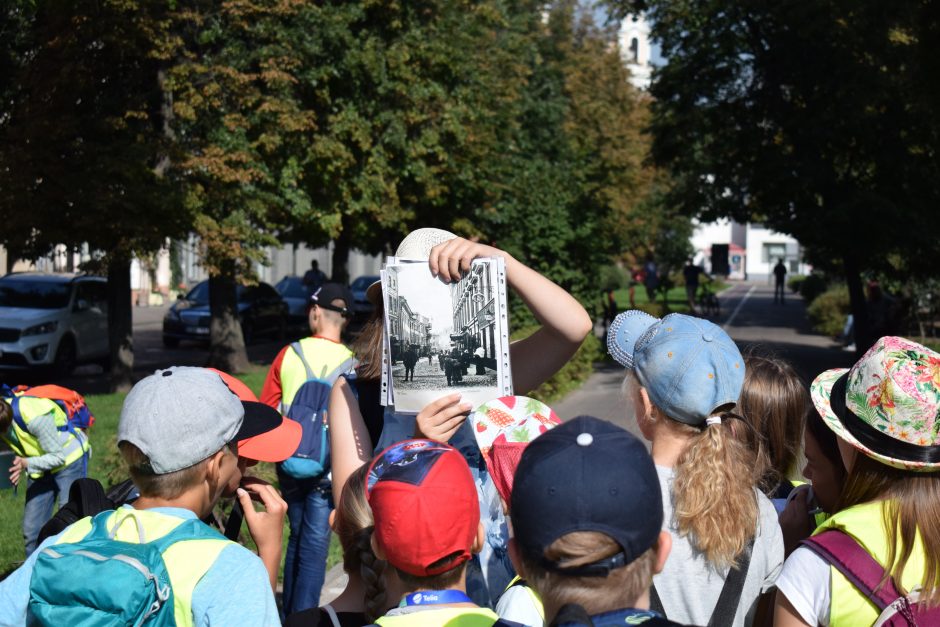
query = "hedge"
xmin=807 ymin=284 xmax=851 ymax=337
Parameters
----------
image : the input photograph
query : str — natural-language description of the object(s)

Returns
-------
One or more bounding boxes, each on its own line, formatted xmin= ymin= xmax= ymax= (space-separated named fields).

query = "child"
xmin=774 ymin=337 xmax=940 ymax=626
xmin=0 ymin=367 xmax=289 ymax=625
xmin=364 ymin=439 xmax=522 ymax=626
xmin=0 ymin=388 xmax=91 ymax=557
xmin=608 ymin=311 xmax=784 ymax=627
xmin=510 ymin=415 xmax=688 ymax=626
xmin=285 ymin=464 xmax=406 ymax=626
xmin=737 ymin=353 xmax=810 ymax=511
xmin=469 ymin=395 xmax=563 ymax=627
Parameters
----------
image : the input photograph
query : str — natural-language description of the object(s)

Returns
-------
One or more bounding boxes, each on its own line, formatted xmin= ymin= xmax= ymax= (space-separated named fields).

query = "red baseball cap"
xmin=208 ymin=368 xmax=302 ymax=463
xmin=365 ymin=440 xmax=480 ymax=577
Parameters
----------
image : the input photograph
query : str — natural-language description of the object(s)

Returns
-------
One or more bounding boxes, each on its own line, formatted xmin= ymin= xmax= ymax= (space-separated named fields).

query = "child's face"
xmin=219 ymin=446 xmax=245 ymax=498
xmin=802 ymin=428 xmax=842 ymax=513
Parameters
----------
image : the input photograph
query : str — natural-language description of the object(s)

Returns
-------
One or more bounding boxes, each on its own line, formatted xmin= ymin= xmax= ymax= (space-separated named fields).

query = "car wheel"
xmin=53 ymin=336 xmax=77 ymax=377
xmin=162 ymin=335 xmax=180 ymax=348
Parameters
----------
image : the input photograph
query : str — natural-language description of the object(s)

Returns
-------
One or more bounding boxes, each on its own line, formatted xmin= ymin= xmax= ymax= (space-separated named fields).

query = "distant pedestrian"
xmin=643 ymin=254 xmax=659 ymax=302
xmin=629 ymin=267 xmax=643 ymax=308
xmin=773 ymin=258 xmax=787 ymax=304
xmin=683 ymin=258 xmax=709 ymax=314
xmin=474 ymin=346 xmax=486 ymax=375
xmin=302 ymin=260 xmax=327 ymax=292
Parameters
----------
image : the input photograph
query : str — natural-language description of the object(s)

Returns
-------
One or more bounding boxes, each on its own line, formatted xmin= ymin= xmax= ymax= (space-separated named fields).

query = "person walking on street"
xmin=773 ymin=259 xmax=787 ymax=304
xmin=402 ymin=344 xmax=417 ymax=382
xmin=261 ymin=283 xmax=356 ymax=616
xmin=643 ymin=254 xmax=660 ymax=302
xmin=682 ymin=258 xmax=710 ymax=315
xmin=302 ymin=260 xmax=327 ymax=292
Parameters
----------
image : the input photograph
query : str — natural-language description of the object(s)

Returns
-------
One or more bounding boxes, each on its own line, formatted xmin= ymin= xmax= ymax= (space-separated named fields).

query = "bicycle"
xmin=697 ymin=282 xmax=720 ymax=318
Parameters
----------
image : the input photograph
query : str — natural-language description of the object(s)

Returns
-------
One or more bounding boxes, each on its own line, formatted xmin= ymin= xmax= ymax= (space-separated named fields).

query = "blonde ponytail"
xmin=671 ymin=414 xmax=760 ymax=568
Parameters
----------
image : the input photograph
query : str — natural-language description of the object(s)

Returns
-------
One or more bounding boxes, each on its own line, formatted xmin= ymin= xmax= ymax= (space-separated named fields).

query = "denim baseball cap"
xmin=511 ymin=416 xmax=662 ymax=575
xmin=607 ymin=311 xmax=745 ymax=425
xmin=118 ymin=366 xmax=283 ymax=473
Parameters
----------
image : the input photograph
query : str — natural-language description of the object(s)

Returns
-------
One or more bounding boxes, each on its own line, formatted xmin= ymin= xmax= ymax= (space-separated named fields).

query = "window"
xmin=630 ymin=37 xmax=639 ymax=63
xmin=762 ymin=243 xmax=787 ymax=263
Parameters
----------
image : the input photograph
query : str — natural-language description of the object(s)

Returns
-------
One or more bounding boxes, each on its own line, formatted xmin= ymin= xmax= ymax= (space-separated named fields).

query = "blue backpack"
xmin=279 ymin=342 xmax=356 ymax=480
xmin=28 ymin=510 xmax=226 ymax=626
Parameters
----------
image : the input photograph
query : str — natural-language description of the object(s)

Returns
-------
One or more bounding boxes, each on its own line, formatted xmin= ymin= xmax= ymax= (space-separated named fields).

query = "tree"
xmin=609 ymin=0 xmax=940 ymax=352
xmin=0 ymin=1 xmax=185 ymax=390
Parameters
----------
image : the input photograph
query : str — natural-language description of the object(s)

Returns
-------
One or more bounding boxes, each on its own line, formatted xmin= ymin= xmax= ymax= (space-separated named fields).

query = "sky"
xmin=391 ymin=263 xmax=454 ymax=338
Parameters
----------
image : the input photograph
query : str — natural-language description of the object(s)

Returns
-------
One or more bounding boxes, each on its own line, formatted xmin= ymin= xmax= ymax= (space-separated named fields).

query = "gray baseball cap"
xmin=118 ymin=366 xmax=282 ymax=474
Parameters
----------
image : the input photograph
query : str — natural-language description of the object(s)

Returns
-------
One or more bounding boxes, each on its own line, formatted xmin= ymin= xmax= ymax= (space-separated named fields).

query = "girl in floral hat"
xmin=774 ymin=336 xmax=940 ymax=626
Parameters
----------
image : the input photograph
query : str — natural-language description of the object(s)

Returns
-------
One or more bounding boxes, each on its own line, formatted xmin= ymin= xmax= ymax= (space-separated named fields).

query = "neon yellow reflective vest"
xmin=502 ymin=576 xmax=545 ymax=623
xmin=54 ymin=508 xmax=231 ymax=627
xmin=376 ymin=606 xmax=503 ymax=627
xmin=278 ymin=337 xmax=355 ymax=414
xmin=1 ymin=396 xmax=89 ymax=477
xmin=814 ymin=500 xmax=929 ymax=626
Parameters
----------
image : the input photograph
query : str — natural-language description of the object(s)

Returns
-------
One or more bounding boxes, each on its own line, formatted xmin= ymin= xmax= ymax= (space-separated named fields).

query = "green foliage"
xmin=787 ymin=275 xmax=805 ymax=294
xmin=511 ymin=326 xmax=602 ymax=403
xmin=798 ymin=274 xmax=830 ymax=305
xmin=807 ymin=285 xmax=851 ymax=337
xmin=599 ymin=265 xmax=629 ymax=292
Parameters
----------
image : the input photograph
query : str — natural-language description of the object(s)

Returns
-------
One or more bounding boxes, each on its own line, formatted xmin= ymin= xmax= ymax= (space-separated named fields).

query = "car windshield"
xmin=0 ymin=279 xmax=71 ymax=309
xmin=185 ymin=282 xmax=210 ymax=305
xmin=276 ymin=278 xmax=308 ymax=299
xmin=351 ymin=276 xmax=379 ymax=291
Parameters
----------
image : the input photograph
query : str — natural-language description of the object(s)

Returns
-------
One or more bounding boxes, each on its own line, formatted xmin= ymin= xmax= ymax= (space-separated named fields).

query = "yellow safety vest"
xmin=54 ymin=508 xmax=231 ymax=627
xmin=376 ymin=606 xmax=503 ymax=627
xmin=502 ymin=575 xmax=545 ymax=622
xmin=278 ymin=337 xmax=355 ymax=413
xmin=815 ymin=500 xmax=929 ymax=626
xmin=1 ymin=396 xmax=89 ymax=477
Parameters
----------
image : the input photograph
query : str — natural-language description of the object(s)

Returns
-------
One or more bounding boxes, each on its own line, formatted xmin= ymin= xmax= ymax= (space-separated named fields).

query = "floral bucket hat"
xmin=811 ymin=336 xmax=940 ymax=471
xmin=469 ymin=396 xmax=562 ymax=502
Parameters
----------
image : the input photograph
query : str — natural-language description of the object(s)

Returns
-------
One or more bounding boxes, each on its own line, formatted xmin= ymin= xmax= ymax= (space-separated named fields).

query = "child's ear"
xmin=653 ymin=530 xmax=672 ymax=575
xmin=328 ymin=509 xmax=337 ymax=532
xmin=470 ymin=521 xmax=485 ymax=555
xmin=205 ymin=449 xmax=226 ymax=485
xmin=508 ymin=537 xmax=526 ymax=578
xmin=370 ymin=531 xmax=387 ymax=560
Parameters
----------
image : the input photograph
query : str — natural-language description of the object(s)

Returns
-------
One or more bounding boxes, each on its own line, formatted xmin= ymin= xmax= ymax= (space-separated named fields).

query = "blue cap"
xmin=607 ymin=311 xmax=745 ymax=426
xmin=511 ymin=416 xmax=662 ymax=576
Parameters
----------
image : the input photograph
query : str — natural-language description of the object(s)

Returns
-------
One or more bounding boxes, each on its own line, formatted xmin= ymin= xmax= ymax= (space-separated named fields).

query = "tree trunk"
xmin=331 ymin=217 xmax=351 ymax=284
xmin=107 ymin=252 xmax=134 ymax=392
xmin=844 ymin=255 xmax=871 ymax=357
xmin=207 ymin=262 xmax=250 ymax=373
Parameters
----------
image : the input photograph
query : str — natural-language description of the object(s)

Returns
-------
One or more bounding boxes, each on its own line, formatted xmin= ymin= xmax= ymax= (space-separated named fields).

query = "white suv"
xmin=0 ymin=273 xmax=109 ymax=374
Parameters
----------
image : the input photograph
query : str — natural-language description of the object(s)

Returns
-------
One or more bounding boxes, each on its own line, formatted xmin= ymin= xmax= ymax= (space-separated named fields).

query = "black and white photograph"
xmin=382 ymin=258 xmax=509 ymax=412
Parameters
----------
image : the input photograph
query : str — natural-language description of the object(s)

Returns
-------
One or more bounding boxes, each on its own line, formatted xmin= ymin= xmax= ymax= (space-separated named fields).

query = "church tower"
xmin=618 ymin=14 xmax=652 ymax=91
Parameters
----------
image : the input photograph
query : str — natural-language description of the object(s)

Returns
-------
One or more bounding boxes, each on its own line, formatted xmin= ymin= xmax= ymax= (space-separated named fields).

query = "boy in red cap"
xmin=364 ymin=439 xmax=523 ymax=627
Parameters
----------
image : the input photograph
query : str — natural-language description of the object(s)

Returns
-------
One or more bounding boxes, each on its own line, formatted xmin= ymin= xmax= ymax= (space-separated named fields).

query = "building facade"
xmin=450 ymin=264 xmax=497 ymax=368
xmin=690 ymin=219 xmax=810 ymax=281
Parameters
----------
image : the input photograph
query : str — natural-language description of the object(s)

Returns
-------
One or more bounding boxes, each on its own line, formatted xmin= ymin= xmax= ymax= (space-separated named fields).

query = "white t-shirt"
xmin=776 ymin=547 xmax=832 ymax=626
xmin=653 ymin=465 xmax=784 ymax=627
xmin=496 ymin=584 xmax=544 ymax=627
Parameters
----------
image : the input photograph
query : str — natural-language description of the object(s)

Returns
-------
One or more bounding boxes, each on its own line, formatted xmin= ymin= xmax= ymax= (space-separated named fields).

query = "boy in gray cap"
xmin=0 ymin=367 xmax=289 ymax=626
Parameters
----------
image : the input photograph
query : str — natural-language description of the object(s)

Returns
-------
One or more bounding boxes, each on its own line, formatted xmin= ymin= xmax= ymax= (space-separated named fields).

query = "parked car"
xmin=162 ymin=280 xmax=288 ymax=347
xmin=274 ymin=276 xmax=311 ymax=327
xmin=0 ymin=273 xmax=109 ymax=374
xmin=350 ymin=275 xmax=379 ymax=319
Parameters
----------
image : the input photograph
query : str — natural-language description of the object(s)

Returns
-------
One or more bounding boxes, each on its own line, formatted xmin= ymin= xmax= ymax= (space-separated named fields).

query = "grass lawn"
xmin=610 ymin=278 xmax=729 ymax=317
xmin=1 ymin=366 xmax=341 ymax=579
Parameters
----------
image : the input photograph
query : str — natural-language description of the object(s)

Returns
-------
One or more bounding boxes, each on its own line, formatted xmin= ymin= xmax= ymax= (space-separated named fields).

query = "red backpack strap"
xmin=800 ymin=529 xmax=900 ymax=610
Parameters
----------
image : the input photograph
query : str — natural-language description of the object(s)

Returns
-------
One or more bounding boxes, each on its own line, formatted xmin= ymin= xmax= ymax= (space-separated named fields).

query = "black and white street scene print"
xmin=383 ymin=259 xmax=506 ymax=412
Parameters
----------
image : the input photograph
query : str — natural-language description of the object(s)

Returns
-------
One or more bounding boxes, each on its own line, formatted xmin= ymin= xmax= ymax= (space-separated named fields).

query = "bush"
xmin=798 ymin=273 xmax=829 ymax=304
xmin=807 ymin=285 xmax=850 ymax=337
xmin=510 ymin=326 xmax=601 ymax=403
xmin=598 ymin=265 xmax=628 ymax=292
xmin=788 ymin=275 xmax=805 ymax=294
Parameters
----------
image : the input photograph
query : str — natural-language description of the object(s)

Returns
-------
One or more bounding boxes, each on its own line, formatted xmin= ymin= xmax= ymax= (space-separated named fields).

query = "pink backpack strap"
xmin=801 ymin=529 xmax=900 ymax=610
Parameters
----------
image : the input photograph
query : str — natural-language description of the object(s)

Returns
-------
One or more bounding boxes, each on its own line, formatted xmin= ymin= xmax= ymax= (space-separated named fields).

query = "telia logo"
xmin=411 ymin=593 xmax=423 ymax=604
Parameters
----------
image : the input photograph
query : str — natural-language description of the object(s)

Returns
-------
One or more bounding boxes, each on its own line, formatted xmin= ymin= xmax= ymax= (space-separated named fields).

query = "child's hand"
xmin=9 ymin=457 xmax=27 ymax=487
xmin=237 ymin=478 xmax=287 ymax=557
xmin=415 ymin=393 xmax=473 ymax=443
xmin=428 ymin=237 xmax=507 ymax=283
xmin=779 ymin=485 xmax=816 ymax=556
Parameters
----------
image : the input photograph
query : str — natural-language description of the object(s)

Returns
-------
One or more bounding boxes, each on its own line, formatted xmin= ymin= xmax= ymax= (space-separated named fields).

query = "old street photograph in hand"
xmin=382 ymin=258 xmax=511 ymax=413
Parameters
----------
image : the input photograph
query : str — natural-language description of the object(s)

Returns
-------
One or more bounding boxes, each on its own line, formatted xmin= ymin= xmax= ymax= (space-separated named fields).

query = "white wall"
xmin=744 ymin=225 xmax=808 ymax=279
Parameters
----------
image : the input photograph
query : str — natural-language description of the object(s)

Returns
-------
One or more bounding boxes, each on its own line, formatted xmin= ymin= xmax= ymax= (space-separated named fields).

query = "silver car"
xmin=0 ymin=273 xmax=109 ymax=374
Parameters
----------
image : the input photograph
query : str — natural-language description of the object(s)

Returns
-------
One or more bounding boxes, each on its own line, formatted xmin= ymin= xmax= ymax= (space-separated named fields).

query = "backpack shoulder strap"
xmin=493 ymin=619 xmax=528 ymax=627
xmin=322 ymin=604 xmax=341 ymax=627
xmin=290 ymin=341 xmax=315 ymax=380
xmin=9 ymin=395 xmax=28 ymax=431
xmin=706 ymin=536 xmax=756 ymax=627
xmin=801 ymin=529 xmax=899 ymax=610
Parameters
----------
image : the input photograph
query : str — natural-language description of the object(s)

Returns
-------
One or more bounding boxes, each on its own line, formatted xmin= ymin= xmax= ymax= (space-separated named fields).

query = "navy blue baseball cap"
xmin=311 ymin=283 xmax=353 ymax=316
xmin=510 ymin=416 xmax=662 ymax=576
xmin=607 ymin=311 xmax=745 ymax=426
